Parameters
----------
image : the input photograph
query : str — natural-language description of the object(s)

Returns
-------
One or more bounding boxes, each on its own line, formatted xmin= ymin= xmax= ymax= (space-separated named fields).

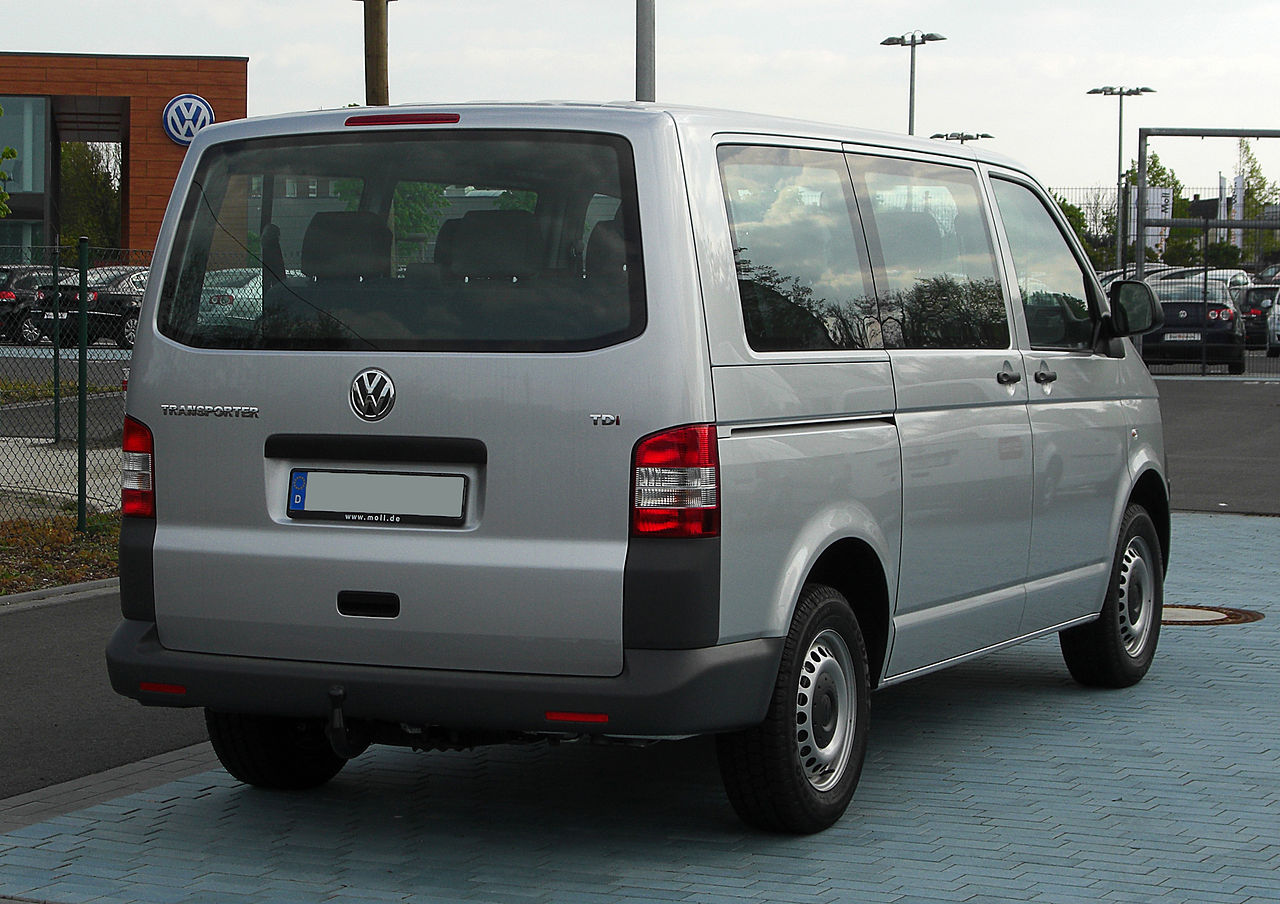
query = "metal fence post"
xmin=51 ymin=245 xmax=61 ymax=443
xmin=77 ymin=237 xmax=89 ymax=531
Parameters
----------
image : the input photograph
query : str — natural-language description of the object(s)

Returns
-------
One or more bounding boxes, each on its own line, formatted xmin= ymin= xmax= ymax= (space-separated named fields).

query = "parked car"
xmin=1269 ymin=291 xmax=1280 ymax=358
xmin=1256 ymin=262 xmax=1280 ymax=283
xmin=108 ymin=102 xmax=1169 ymax=835
xmin=0 ymin=264 xmax=59 ymax=345
xmin=1143 ymin=279 xmax=1247 ymax=373
xmin=33 ymin=266 xmax=148 ymax=348
xmin=1097 ymin=263 xmax=1171 ymax=287
xmin=1146 ymin=267 xmax=1252 ymax=301
xmin=1238 ymin=284 xmax=1279 ymax=350
xmin=196 ymin=267 xmax=303 ymax=329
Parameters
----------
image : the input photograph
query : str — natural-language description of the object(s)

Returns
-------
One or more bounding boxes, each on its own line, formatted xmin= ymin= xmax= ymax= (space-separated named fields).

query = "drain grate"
xmin=1162 ymin=605 xmax=1265 ymax=626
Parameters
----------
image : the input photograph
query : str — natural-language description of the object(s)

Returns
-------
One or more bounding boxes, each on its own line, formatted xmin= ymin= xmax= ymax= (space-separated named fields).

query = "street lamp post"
xmin=1088 ymin=85 xmax=1155 ymax=269
xmin=882 ymin=31 xmax=946 ymax=136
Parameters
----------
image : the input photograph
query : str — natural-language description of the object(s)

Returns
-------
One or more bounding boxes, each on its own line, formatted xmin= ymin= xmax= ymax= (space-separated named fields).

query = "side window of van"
xmin=718 ymin=145 xmax=877 ymax=351
xmin=851 ymin=156 xmax=1009 ymax=350
xmin=990 ymin=179 xmax=1095 ymax=350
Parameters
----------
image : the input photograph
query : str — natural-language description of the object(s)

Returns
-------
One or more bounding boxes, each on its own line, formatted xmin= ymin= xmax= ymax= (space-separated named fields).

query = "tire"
xmin=1228 ymin=356 xmax=1246 ymax=375
xmin=1059 ymin=504 xmax=1163 ymax=688
xmin=18 ymin=312 xmax=43 ymax=346
xmin=717 ymin=583 xmax=870 ymax=834
xmin=117 ymin=313 xmax=139 ymax=349
xmin=1267 ymin=347 xmax=1279 ymax=359
xmin=205 ymin=710 xmax=347 ymax=790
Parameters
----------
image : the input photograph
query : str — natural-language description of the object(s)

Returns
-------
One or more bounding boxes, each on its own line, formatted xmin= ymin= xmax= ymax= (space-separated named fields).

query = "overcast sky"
xmin=9 ymin=0 xmax=1279 ymax=191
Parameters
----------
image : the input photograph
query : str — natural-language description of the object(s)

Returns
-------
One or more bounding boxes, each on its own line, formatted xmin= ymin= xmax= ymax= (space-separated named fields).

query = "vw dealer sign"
xmin=162 ymin=94 xmax=215 ymax=146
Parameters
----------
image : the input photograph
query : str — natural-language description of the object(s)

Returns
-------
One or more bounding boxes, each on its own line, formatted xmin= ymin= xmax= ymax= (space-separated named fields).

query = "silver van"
xmin=108 ymin=103 xmax=1168 ymax=833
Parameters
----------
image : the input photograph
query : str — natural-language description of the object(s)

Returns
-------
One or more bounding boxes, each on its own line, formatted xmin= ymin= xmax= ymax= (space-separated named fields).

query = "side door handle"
xmin=996 ymin=368 xmax=1022 ymax=385
xmin=1034 ymin=369 xmax=1059 ymax=384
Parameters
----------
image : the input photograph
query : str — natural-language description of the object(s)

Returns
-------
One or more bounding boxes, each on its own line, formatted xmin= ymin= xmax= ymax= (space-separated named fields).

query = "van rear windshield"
xmin=158 ymin=130 xmax=645 ymax=352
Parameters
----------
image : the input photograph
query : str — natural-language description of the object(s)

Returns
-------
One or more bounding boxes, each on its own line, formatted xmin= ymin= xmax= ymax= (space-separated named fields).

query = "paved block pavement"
xmin=1 ymin=512 xmax=1277 ymax=903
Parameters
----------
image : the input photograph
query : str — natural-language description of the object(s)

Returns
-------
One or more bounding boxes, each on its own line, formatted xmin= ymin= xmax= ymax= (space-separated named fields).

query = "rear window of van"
xmin=158 ymin=131 xmax=645 ymax=352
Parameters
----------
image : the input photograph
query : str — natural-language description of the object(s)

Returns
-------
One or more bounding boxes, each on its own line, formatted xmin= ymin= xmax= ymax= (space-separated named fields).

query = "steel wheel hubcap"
xmin=794 ymin=628 xmax=855 ymax=792
xmin=1118 ymin=535 xmax=1155 ymax=657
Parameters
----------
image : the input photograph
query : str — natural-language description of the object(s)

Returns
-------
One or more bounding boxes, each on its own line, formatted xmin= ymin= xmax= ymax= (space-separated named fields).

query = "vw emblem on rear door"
xmin=350 ymin=369 xmax=396 ymax=421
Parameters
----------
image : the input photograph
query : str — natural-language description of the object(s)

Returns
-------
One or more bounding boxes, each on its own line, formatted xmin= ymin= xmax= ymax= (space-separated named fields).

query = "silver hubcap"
xmin=21 ymin=316 xmax=40 ymax=342
xmin=1118 ymin=535 xmax=1155 ymax=657
xmin=794 ymin=628 xmax=855 ymax=792
xmin=124 ymin=317 xmax=137 ymax=346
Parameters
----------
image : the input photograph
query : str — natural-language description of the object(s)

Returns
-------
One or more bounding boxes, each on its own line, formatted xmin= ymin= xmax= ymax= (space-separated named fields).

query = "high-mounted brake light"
xmin=545 ymin=711 xmax=609 ymax=724
xmin=631 ymin=424 xmax=719 ymax=538
xmin=122 ymin=416 xmax=155 ymax=518
xmin=345 ymin=112 xmax=461 ymax=127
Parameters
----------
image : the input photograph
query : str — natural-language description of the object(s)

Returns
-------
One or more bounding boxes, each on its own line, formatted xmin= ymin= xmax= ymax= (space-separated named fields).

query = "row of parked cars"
xmin=0 ymin=263 xmax=148 ymax=349
xmin=1098 ymin=263 xmax=1280 ymax=372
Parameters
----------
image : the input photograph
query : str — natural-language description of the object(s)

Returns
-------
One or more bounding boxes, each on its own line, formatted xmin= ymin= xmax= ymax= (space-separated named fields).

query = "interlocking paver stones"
xmin=0 ymin=512 xmax=1277 ymax=904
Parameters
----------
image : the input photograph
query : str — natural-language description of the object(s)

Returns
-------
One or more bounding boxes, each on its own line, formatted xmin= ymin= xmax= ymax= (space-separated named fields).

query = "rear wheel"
xmin=1059 ymin=504 xmax=1163 ymax=688
xmin=18 ymin=311 xmax=42 ymax=345
xmin=717 ymin=583 xmax=870 ymax=834
xmin=117 ymin=312 xmax=139 ymax=349
xmin=205 ymin=710 xmax=347 ymax=790
xmin=1228 ymin=355 xmax=1246 ymax=375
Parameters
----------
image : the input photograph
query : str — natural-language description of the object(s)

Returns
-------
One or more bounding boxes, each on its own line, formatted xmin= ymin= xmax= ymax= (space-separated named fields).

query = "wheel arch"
xmin=805 ymin=538 xmax=891 ymax=689
xmin=1128 ymin=467 xmax=1170 ymax=576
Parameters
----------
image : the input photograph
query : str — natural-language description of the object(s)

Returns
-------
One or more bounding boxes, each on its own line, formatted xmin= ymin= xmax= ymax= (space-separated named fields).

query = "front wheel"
xmin=117 ymin=312 xmax=139 ymax=349
xmin=205 ymin=710 xmax=348 ymax=790
xmin=1059 ymin=504 xmax=1163 ymax=688
xmin=717 ymin=583 xmax=870 ymax=834
xmin=18 ymin=311 xmax=43 ymax=345
xmin=1228 ymin=355 xmax=1246 ymax=375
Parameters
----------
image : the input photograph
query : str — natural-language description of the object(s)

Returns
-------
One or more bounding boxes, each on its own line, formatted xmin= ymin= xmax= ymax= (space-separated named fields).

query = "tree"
xmin=1236 ymin=139 xmax=1280 ymax=265
xmin=0 ymin=103 xmax=17 ymax=218
xmin=58 ymin=142 xmax=121 ymax=247
xmin=1055 ymin=194 xmax=1111 ymax=269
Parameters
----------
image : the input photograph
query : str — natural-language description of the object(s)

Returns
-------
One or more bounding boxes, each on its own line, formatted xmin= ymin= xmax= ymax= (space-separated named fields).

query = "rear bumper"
xmin=106 ymin=618 xmax=783 ymax=737
xmin=1142 ymin=335 xmax=1244 ymax=365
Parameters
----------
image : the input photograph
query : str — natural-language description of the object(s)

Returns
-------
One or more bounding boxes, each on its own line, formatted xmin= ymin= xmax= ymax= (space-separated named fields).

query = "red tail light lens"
xmin=1208 ymin=307 xmax=1235 ymax=322
xmin=0 ymin=290 xmax=15 ymax=301
xmin=122 ymin=416 xmax=155 ymax=518
xmin=631 ymin=424 xmax=719 ymax=538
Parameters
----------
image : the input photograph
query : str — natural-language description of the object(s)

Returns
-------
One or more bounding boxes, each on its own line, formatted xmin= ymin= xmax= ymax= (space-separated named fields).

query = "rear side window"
xmin=158 ymin=130 xmax=645 ymax=352
xmin=852 ymin=156 xmax=1009 ymax=350
xmin=718 ymin=145 xmax=877 ymax=351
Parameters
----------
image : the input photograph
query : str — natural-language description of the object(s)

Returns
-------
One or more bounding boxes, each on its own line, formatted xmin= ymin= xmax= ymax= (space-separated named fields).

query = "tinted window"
xmin=852 ymin=156 xmax=1008 ymax=350
xmin=158 ymin=131 xmax=645 ymax=352
xmin=991 ymin=179 xmax=1095 ymax=350
xmin=718 ymin=145 xmax=876 ymax=351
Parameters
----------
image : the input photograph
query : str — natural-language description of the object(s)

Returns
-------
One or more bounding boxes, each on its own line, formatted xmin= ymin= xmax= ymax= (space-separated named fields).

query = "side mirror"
xmin=1107 ymin=279 xmax=1163 ymax=336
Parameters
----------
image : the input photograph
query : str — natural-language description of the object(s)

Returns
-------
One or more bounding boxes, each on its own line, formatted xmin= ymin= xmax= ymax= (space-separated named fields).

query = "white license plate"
xmin=287 ymin=469 xmax=467 ymax=525
xmin=43 ymin=311 xmax=70 ymax=320
xmin=1163 ymin=332 xmax=1201 ymax=341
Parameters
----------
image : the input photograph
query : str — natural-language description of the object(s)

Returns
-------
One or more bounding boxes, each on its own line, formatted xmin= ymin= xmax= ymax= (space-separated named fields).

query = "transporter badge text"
xmin=161 ymin=404 xmax=260 ymax=418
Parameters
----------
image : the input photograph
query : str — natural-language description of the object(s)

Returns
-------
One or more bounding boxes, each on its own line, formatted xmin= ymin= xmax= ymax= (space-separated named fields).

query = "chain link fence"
xmin=1 ymin=243 xmax=150 ymax=525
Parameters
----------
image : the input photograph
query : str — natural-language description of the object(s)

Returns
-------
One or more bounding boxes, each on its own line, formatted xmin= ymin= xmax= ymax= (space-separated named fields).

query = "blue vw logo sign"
xmin=162 ymin=94 xmax=215 ymax=146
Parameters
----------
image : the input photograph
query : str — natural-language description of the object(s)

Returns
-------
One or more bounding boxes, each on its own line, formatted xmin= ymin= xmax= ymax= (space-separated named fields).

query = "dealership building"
xmin=0 ymin=52 xmax=248 ymax=251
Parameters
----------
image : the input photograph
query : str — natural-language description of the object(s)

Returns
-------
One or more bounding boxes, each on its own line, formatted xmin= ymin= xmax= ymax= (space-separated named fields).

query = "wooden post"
xmin=354 ymin=0 xmax=395 ymax=105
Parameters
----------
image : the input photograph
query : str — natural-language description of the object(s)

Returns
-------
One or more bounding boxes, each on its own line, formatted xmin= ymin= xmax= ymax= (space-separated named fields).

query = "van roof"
xmin=194 ymin=100 xmax=1030 ymax=178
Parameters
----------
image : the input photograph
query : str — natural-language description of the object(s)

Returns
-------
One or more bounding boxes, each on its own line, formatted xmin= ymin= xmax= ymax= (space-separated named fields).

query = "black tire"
xmin=205 ymin=710 xmax=347 ymax=790
xmin=1059 ymin=504 xmax=1163 ymax=688
xmin=18 ymin=311 xmax=43 ymax=346
xmin=1267 ymin=347 xmax=1279 ymax=359
xmin=117 ymin=313 xmax=139 ymax=349
xmin=717 ymin=583 xmax=870 ymax=834
xmin=1228 ymin=356 xmax=1246 ymax=375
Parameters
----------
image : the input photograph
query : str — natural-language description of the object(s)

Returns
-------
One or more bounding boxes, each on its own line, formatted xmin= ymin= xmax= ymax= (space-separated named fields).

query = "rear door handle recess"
xmin=996 ymin=369 xmax=1022 ymax=385
xmin=1034 ymin=370 xmax=1059 ymax=384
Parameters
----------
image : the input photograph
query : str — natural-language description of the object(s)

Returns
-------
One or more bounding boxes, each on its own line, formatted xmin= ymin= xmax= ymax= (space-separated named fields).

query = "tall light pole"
xmin=637 ymin=0 xmax=655 ymax=102
xmin=881 ymin=31 xmax=945 ymax=136
xmin=1088 ymin=85 xmax=1155 ymax=269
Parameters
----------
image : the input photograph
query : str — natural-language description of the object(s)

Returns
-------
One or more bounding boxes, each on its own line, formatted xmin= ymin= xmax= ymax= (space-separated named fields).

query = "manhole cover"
xmin=1162 ymin=605 xmax=1264 ymax=626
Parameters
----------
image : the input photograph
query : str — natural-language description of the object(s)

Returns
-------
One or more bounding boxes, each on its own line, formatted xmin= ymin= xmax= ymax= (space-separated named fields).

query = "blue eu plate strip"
xmin=289 ymin=471 xmax=308 ymax=512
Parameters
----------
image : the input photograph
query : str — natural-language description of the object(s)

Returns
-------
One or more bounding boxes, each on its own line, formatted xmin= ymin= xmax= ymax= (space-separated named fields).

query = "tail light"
xmin=206 ymin=293 xmax=234 ymax=307
xmin=0 ymin=290 xmax=15 ymax=301
xmin=74 ymin=290 xmax=98 ymax=303
xmin=1208 ymin=307 xmax=1235 ymax=322
xmin=122 ymin=416 xmax=155 ymax=518
xmin=631 ymin=424 xmax=719 ymax=538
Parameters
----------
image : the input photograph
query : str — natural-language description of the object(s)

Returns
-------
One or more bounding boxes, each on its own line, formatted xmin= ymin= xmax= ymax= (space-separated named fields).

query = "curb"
xmin=0 ymin=577 xmax=120 ymax=614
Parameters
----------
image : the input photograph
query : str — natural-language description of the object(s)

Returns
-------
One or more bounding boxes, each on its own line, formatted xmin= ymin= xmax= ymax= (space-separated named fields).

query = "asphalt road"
xmin=0 ymin=376 xmax=1273 ymax=803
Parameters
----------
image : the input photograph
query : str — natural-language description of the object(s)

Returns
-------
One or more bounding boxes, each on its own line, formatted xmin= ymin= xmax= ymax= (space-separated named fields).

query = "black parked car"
xmin=0 ymin=265 xmax=59 ymax=345
xmin=1239 ymin=285 xmax=1279 ymax=350
xmin=1142 ymin=279 xmax=1247 ymax=374
xmin=33 ymin=266 xmax=148 ymax=349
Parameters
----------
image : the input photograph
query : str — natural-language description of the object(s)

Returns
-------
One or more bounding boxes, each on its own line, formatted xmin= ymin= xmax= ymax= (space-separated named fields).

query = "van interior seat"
xmin=448 ymin=210 xmax=542 ymax=281
xmin=875 ymin=209 xmax=945 ymax=279
xmin=300 ymin=210 xmax=393 ymax=280
xmin=585 ymin=215 xmax=626 ymax=282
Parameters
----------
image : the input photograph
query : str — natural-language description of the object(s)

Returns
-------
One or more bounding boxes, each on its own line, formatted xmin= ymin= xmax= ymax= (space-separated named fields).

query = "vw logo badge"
xmin=350 ymin=369 xmax=395 ymax=422
xmin=1178 ymin=310 xmax=1188 ymax=319
xmin=162 ymin=94 xmax=215 ymax=146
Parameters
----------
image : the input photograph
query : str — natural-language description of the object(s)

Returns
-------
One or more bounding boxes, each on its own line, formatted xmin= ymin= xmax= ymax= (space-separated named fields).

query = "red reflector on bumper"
xmin=139 ymin=682 xmax=187 ymax=696
xmin=545 ymin=711 xmax=609 ymax=724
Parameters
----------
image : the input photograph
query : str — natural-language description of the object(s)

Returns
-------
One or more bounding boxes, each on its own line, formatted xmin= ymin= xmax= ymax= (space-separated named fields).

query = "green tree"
xmin=58 ymin=142 xmax=120 ymax=246
xmin=1055 ymin=194 xmax=1111 ymax=269
xmin=1236 ymin=139 xmax=1280 ymax=265
xmin=0 ymin=103 xmax=17 ymax=218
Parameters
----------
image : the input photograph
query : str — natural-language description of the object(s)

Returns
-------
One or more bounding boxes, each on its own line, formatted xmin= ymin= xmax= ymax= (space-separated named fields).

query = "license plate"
xmin=287 ymin=469 xmax=467 ymax=525
xmin=1163 ymin=332 xmax=1200 ymax=341
xmin=43 ymin=311 xmax=70 ymax=320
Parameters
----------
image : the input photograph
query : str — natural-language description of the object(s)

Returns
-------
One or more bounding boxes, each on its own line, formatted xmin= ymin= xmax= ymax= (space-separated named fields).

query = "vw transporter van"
xmin=108 ymin=103 xmax=1168 ymax=833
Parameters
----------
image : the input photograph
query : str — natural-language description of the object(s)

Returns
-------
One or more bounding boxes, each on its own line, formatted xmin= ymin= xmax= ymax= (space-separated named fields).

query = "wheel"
xmin=716 ymin=583 xmax=870 ymax=833
xmin=1059 ymin=504 xmax=1163 ymax=688
xmin=1228 ymin=356 xmax=1246 ymax=375
xmin=18 ymin=311 xmax=43 ymax=345
xmin=205 ymin=710 xmax=347 ymax=790
xmin=1267 ymin=347 xmax=1279 ymax=359
xmin=117 ymin=313 xmax=139 ymax=349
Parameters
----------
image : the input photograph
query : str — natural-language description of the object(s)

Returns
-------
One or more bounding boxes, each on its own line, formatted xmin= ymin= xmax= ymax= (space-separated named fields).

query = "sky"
xmin=8 ymin=0 xmax=1280 ymax=192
